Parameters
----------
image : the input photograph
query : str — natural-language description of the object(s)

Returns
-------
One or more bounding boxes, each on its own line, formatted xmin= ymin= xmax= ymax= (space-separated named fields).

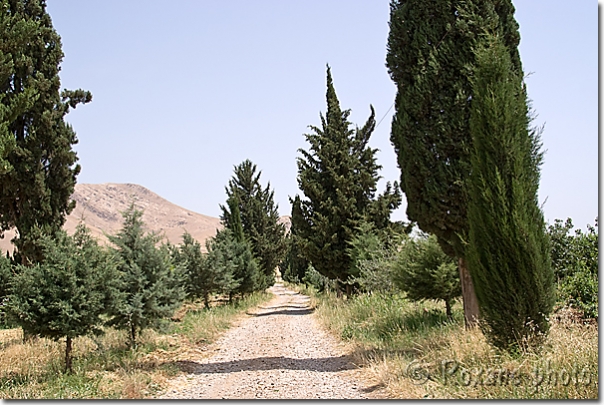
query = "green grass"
xmin=300 ymin=285 xmax=598 ymax=399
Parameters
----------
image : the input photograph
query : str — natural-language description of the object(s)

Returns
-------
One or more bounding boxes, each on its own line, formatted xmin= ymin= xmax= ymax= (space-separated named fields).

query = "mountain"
xmin=0 ymin=183 xmax=223 ymax=255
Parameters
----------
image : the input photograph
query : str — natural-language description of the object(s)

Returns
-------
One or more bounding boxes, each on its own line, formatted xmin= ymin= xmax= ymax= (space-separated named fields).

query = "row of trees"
xmin=385 ymin=0 xmax=555 ymax=350
xmin=1 ymin=206 xmax=184 ymax=372
xmin=284 ymin=0 xmax=595 ymax=354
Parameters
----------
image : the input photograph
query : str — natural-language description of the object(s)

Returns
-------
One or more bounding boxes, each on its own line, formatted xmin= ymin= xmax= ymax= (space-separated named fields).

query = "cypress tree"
xmin=0 ymin=0 xmax=92 ymax=265
xmin=106 ymin=204 xmax=185 ymax=349
xmin=220 ymin=160 xmax=286 ymax=289
xmin=6 ymin=225 xmax=118 ymax=372
xmin=280 ymin=195 xmax=310 ymax=284
xmin=386 ymin=0 xmax=521 ymax=326
xmin=296 ymin=65 xmax=401 ymax=290
xmin=466 ymin=34 xmax=554 ymax=350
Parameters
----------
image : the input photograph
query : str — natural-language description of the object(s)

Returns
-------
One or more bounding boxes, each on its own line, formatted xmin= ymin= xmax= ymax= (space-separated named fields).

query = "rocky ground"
xmin=157 ymin=283 xmax=384 ymax=399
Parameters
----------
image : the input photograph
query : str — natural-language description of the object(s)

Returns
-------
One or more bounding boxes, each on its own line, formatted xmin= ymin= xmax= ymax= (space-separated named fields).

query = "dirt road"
xmin=157 ymin=283 xmax=381 ymax=399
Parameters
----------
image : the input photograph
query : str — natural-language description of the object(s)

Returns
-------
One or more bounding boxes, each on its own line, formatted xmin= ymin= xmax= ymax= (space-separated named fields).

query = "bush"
xmin=392 ymin=233 xmax=460 ymax=317
xmin=347 ymin=221 xmax=401 ymax=293
xmin=549 ymin=218 xmax=598 ymax=319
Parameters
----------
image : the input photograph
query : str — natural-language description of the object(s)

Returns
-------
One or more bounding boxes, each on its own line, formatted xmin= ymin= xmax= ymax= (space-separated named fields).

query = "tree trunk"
xmin=204 ymin=292 xmax=210 ymax=310
xmin=459 ymin=257 xmax=480 ymax=328
xmin=346 ymin=283 xmax=352 ymax=298
xmin=65 ymin=336 xmax=73 ymax=374
xmin=445 ymin=300 xmax=452 ymax=319
xmin=130 ymin=322 xmax=137 ymax=349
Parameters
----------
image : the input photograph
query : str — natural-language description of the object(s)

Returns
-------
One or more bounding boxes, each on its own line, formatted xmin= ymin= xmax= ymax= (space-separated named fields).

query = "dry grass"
xmin=304 ymin=287 xmax=598 ymax=399
xmin=0 ymin=291 xmax=273 ymax=399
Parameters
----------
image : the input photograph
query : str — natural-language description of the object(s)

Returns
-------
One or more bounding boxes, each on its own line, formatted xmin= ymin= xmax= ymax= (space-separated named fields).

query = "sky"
xmin=44 ymin=0 xmax=598 ymax=231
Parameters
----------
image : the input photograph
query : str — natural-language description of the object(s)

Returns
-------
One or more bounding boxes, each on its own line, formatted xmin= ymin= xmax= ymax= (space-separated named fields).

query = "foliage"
xmin=466 ymin=34 xmax=554 ymax=350
xmin=280 ymin=195 xmax=309 ymax=284
xmin=220 ymin=159 xmax=286 ymax=290
xmin=347 ymin=221 xmax=400 ymax=293
xmin=106 ymin=205 xmax=185 ymax=348
xmin=0 ymin=253 xmax=10 ymax=299
xmin=170 ymin=232 xmax=216 ymax=308
xmin=393 ymin=233 xmax=460 ymax=317
xmin=0 ymin=0 xmax=92 ymax=265
xmin=295 ymin=65 xmax=401 ymax=286
xmin=548 ymin=218 xmax=598 ymax=319
xmin=386 ymin=0 xmax=521 ymax=257
xmin=6 ymin=225 xmax=119 ymax=372
xmin=301 ymin=265 xmax=334 ymax=293
xmin=204 ymin=228 xmax=260 ymax=299
xmin=386 ymin=0 xmax=523 ymax=326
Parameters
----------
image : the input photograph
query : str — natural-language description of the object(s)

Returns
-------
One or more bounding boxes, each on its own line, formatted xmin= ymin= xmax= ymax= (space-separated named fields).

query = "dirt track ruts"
xmin=157 ymin=283 xmax=382 ymax=399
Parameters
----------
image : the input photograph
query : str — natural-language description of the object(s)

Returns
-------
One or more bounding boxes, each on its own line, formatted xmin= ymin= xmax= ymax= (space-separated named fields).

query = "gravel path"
xmin=157 ymin=283 xmax=379 ymax=399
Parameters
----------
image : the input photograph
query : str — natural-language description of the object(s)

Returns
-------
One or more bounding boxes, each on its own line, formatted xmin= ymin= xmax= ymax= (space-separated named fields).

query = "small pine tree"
xmin=204 ymin=228 xmax=259 ymax=301
xmin=6 ymin=225 xmax=118 ymax=372
xmin=171 ymin=233 xmax=205 ymax=299
xmin=466 ymin=34 xmax=555 ymax=350
xmin=393 ymin=233 xmax=461 ymax=317
xmin=106 ymin=204 xmax=185 ymax=348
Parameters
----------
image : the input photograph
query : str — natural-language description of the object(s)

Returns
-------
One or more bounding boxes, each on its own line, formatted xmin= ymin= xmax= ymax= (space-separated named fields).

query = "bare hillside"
xmin=0 ymin=183 xmax=223 ymax=255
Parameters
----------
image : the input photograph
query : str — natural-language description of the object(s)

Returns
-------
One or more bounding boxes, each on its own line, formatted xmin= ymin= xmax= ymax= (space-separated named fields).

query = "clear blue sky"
xmin=45 ymin=0 xmax=598 ymax=230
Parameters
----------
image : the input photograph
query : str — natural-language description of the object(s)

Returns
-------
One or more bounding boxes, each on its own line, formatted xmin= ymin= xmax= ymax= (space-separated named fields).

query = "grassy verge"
xmin=0 ymin=290 xmax=273 ymax=399
xmin=299 ymin=285 xmax=598 ymax=399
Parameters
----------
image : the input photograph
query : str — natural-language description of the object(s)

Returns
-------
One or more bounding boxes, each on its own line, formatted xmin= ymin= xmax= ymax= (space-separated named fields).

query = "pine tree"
xmin=466 ymin=34 xmax=554 ymax=350
xmin=171 ymin=232 xmax=208 ymax=304
xmin=393 ymin=233 xmax=460 ymax=317
xmin=220 ymin=160 xmax=286 ymax=289
xmin=0 ymin=0 xmax=92 ymax=265
xmin=106 ymin=204 xmax=185 ymax=348
xmin=6 ymin=225 xmax=118 ymax=372
xmin=204 ymin=228 xmax=259 ymax=301
xmin=386 ymin=0 xmax=521 ymax=326
xmin=295 ymin=65 xmax=401 ymax=291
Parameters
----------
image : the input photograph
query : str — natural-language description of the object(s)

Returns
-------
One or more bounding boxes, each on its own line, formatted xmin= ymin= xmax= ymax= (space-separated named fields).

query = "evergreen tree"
xmin=220 ymin=160 xmax=286 ymax=289
xmin=386 ymin=0 xmax=522 ymax=326
xmin=204 ymin=228 xmax=259 ymax=301
xmin=295 ymin=65 xmax=401 ymax=290
xmin=280 ymin=196 xmax=309 ymax=284
xmin=106 ymin=204 xmax=185 ymax=348
xmin=6 ymin=225 xmax=118 ymax=372
xmin=171 ymin=232 xmax=209 ymax=304
xmin=393 ymin=233 xmax=460 ymax=317
xmin=0 ymin=0 xmax=92 ymax=265
xmin=466 ymin=34 xmax=554 ymax=350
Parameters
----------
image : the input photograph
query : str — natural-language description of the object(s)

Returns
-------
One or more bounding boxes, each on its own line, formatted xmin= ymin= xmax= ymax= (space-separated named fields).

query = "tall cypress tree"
xmin=466 ymin=34 xmax=554 ymax=350
xmin=386 ymin=0 xmax=521 ymax=326
xmin=0 ymin=0 xmax=92 ymax=265
xmin=295 ymin=66 xmax=401 ymax=290
xmin=220 ymin=160 xmax=286 ymax=289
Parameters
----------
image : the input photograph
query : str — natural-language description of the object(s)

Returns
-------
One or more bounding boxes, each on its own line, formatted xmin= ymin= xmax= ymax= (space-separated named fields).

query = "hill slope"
xmin=0 ymin=183 xmax=223 ymax=255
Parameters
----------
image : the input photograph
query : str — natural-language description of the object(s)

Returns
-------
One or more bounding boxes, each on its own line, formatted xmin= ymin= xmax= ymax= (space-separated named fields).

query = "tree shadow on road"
xmin=172 ymin=354 xmax=358 ymax=374
xmin=246 ymin=307 xmax=315 ymax=317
